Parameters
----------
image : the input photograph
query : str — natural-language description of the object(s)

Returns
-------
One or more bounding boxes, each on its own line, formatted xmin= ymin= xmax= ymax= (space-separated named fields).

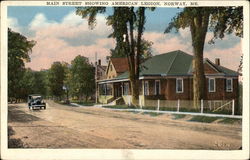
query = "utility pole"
xmin=95 ymin=52 xmax=98 ymax=104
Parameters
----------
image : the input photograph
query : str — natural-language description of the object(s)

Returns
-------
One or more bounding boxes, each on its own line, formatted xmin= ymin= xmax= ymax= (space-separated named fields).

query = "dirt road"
xmin=8 ymin=100 xmax=242 ymax=149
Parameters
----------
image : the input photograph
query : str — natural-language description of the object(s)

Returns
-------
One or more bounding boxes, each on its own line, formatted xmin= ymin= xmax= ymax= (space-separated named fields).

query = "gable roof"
xmin=104 ymin=50 xmax=239 ymax=82
xmin=110 ymin=57 xmax=129 ymax=74
xmin=140 ymin=50 xmax=193 ymax=76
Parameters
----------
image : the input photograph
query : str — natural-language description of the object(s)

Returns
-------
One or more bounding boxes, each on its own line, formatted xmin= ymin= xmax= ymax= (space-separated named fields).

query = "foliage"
xmin=8 ymin=28 xmax=36 ymax=101
xmin=48 ymin=62 xmax=66 ymax=100
xmin=18 ymin=68 xmax=47 ymax=100
xmin=165 ymin=7 xmax=243 ymax=42
xmin=69 ymin=55 xmax=95 ymax=101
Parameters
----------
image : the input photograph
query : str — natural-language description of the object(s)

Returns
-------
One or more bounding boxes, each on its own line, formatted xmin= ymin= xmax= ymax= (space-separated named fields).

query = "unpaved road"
xmin=8 ymin=100 xmax=242 ymax=149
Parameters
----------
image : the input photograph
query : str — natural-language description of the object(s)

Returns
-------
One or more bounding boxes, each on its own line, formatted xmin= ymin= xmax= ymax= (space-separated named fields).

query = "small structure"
xmin=97 ymin=50 xmax=239 ymax=107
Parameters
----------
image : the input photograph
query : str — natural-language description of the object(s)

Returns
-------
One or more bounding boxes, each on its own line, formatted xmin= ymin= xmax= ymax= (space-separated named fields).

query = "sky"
xmin=8 ymin=6 xmax=242 ymax=71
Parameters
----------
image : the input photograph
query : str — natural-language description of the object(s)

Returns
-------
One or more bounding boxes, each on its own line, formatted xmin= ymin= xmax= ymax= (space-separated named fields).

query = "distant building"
xmin=96 ymin=59 xmax=107 ymax=80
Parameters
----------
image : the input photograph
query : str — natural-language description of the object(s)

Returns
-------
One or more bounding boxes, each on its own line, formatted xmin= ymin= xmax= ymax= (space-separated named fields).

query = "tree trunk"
xmin=190 ymin=9 xmax=209 ymax=109
xmin=193 ymin=45 xmax=205 ymax=109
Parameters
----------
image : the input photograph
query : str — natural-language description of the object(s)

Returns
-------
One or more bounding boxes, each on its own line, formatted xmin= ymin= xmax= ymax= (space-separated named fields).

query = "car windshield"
xmin=32 ymin=96 xmax=42 ymax=101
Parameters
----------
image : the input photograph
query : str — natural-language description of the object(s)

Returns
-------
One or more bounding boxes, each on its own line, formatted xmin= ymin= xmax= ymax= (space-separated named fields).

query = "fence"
xmin=140 ymin=99 xmax=236 ymax=115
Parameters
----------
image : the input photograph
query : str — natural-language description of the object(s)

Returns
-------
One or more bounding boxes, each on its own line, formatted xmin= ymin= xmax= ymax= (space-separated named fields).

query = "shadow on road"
xmin=8 ymin=108 xmax=42 ymax=123
xmin=8 ymin=126 xmax=25 ymax=148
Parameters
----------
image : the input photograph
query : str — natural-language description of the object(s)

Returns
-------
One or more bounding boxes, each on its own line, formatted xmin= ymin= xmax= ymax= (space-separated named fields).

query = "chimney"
xmin=98 ymin=59 xmax=101 ymax=66
xmin=215 ymin=58 xmax=220 ymax=66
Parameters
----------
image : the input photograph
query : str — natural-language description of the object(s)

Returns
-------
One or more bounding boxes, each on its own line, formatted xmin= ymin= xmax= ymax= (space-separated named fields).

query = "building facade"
xmin=97 ymin=50 xmax=239 ymax=106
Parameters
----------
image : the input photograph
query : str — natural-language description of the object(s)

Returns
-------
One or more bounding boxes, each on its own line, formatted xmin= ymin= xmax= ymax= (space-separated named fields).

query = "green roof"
xmin=113 ymin=50 xmax=239 ymax=80
xmin=216 ymin=64 xmax=239 ymax=76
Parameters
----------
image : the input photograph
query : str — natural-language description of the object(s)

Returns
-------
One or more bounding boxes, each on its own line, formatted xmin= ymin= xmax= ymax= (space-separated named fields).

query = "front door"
xmin=114 ymin=83 xmax=121 ymax=98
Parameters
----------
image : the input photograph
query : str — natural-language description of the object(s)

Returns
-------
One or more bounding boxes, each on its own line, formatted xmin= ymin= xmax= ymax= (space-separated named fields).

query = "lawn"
xmin=189 ymin=116 xmax=221 ymax=123
xmin=102 ymin=105 xmax=137 ymax=109
xmin=172 ymin=114 xmax=186 ymax=120
xmin=71 ymin=100 xmax=95 ymax=106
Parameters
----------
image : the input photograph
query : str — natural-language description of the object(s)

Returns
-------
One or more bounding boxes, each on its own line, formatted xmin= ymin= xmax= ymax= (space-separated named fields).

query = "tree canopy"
xmin=69 ymin=55 xmax=95 ymax=101
xmin=8 ymin=28 xmax=36 ymax=101
xmin=48 ymin=62 xmax=66 ymax=100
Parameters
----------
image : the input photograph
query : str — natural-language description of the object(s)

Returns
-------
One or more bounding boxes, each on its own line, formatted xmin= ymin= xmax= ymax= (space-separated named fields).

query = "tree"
xmin=165 ymin=7 xmax=243 ymax=108
xmin=48 ymin=62 xmax=66 ymax=100
xmin=18 ymin=68 xmax=47 ymax=99
xmin=76 ymin=7 xmax=154 ymax=105
xmin=69 ymin=55 xmax=95 ymax=102
xmin=110 ymin=38 xmax=153 ymax=61
xmin=8 ymin=28 xmax=36 ymax=102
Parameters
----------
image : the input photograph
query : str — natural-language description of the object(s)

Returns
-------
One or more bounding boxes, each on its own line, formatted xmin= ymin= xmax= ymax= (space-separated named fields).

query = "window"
xmin=208 ymin=78 xmax=216 ymax=92
xmin=155 ymin=80 xmax=161 ymax=95
xmin=226 ymin=78 xmax=233 ymax=92
xmin=123 ymin=83 xmax=129 ymax=95
xmin=176 ymin=78 xmax=183 ymax=93
xmin=144 ymin=81 xmax=149 ymax=95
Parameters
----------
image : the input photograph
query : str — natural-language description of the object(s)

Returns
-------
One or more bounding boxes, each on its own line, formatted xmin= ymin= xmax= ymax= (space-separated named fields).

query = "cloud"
xmin=29 ymin=13 xmax=58 ymax=31
xmin=8 ymin=17 xmax=20 ymax=32
xmin=9 ymin=11 xmax=241 ymax=72
xmin=204 ymin=43 xmax=242 ymax=71
xmin=143 ymin=29 xmax=193 ymax=55
xmin=24 ymin=11 xmax=114 ymax=70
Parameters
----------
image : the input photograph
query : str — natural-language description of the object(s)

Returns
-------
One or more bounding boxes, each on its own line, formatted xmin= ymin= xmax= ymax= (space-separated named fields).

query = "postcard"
xmin=1 ymin=0 xmax=249 ymax=159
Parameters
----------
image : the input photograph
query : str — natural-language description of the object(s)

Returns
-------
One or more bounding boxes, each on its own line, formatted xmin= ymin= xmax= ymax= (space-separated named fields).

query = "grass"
xmin=141 ymin=112 xmax=163 ymax=117
xmin=159 ymin=107 xmax=177 ymax=111
xmin=189 ymin=116 xmax=221 ymax=123
xmin=102 ymin=105 xmax=137 ymax=109
xmin=204 ymin=109 xmax=232 ymax=115
xmin=179 ymin=108 xmax=200 ymax=113
xmin=126 ymin=111 xmax=141 ymax=114
xmin=70 ymin=100 xmax=95 ymax=106
xmin=218 ymin=118 xmax=242 ymax=124
xmin=172 ymin=114 xmax=186 ymax=120
xmin=141 ymin=106 xmax=157 ymax=110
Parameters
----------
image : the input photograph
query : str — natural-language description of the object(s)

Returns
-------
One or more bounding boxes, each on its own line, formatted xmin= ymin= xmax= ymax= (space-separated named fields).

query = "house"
xmin=97 ymin=50 xmax=239 ymax=107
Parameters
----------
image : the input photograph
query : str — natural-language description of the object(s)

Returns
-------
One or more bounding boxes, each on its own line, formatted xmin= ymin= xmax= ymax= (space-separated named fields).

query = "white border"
xmin=1 ymin=1 xmax=249 ymax=160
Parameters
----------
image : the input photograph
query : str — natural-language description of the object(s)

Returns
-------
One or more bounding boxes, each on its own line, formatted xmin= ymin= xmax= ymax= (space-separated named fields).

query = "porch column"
xmin=121 ymin=82 xmax=123 ymax=96
xmin=112 ymin=83 xmax=114 ymax=96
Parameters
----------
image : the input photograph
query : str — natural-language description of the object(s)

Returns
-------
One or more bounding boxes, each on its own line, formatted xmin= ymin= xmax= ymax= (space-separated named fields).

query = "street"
xmin=8 ymin=100 xmax=242 ymax=149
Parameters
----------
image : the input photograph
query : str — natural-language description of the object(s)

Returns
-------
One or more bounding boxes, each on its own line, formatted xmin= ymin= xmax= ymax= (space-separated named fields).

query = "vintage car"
xmin=28 ymin=94 xmax=46 ymax=110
